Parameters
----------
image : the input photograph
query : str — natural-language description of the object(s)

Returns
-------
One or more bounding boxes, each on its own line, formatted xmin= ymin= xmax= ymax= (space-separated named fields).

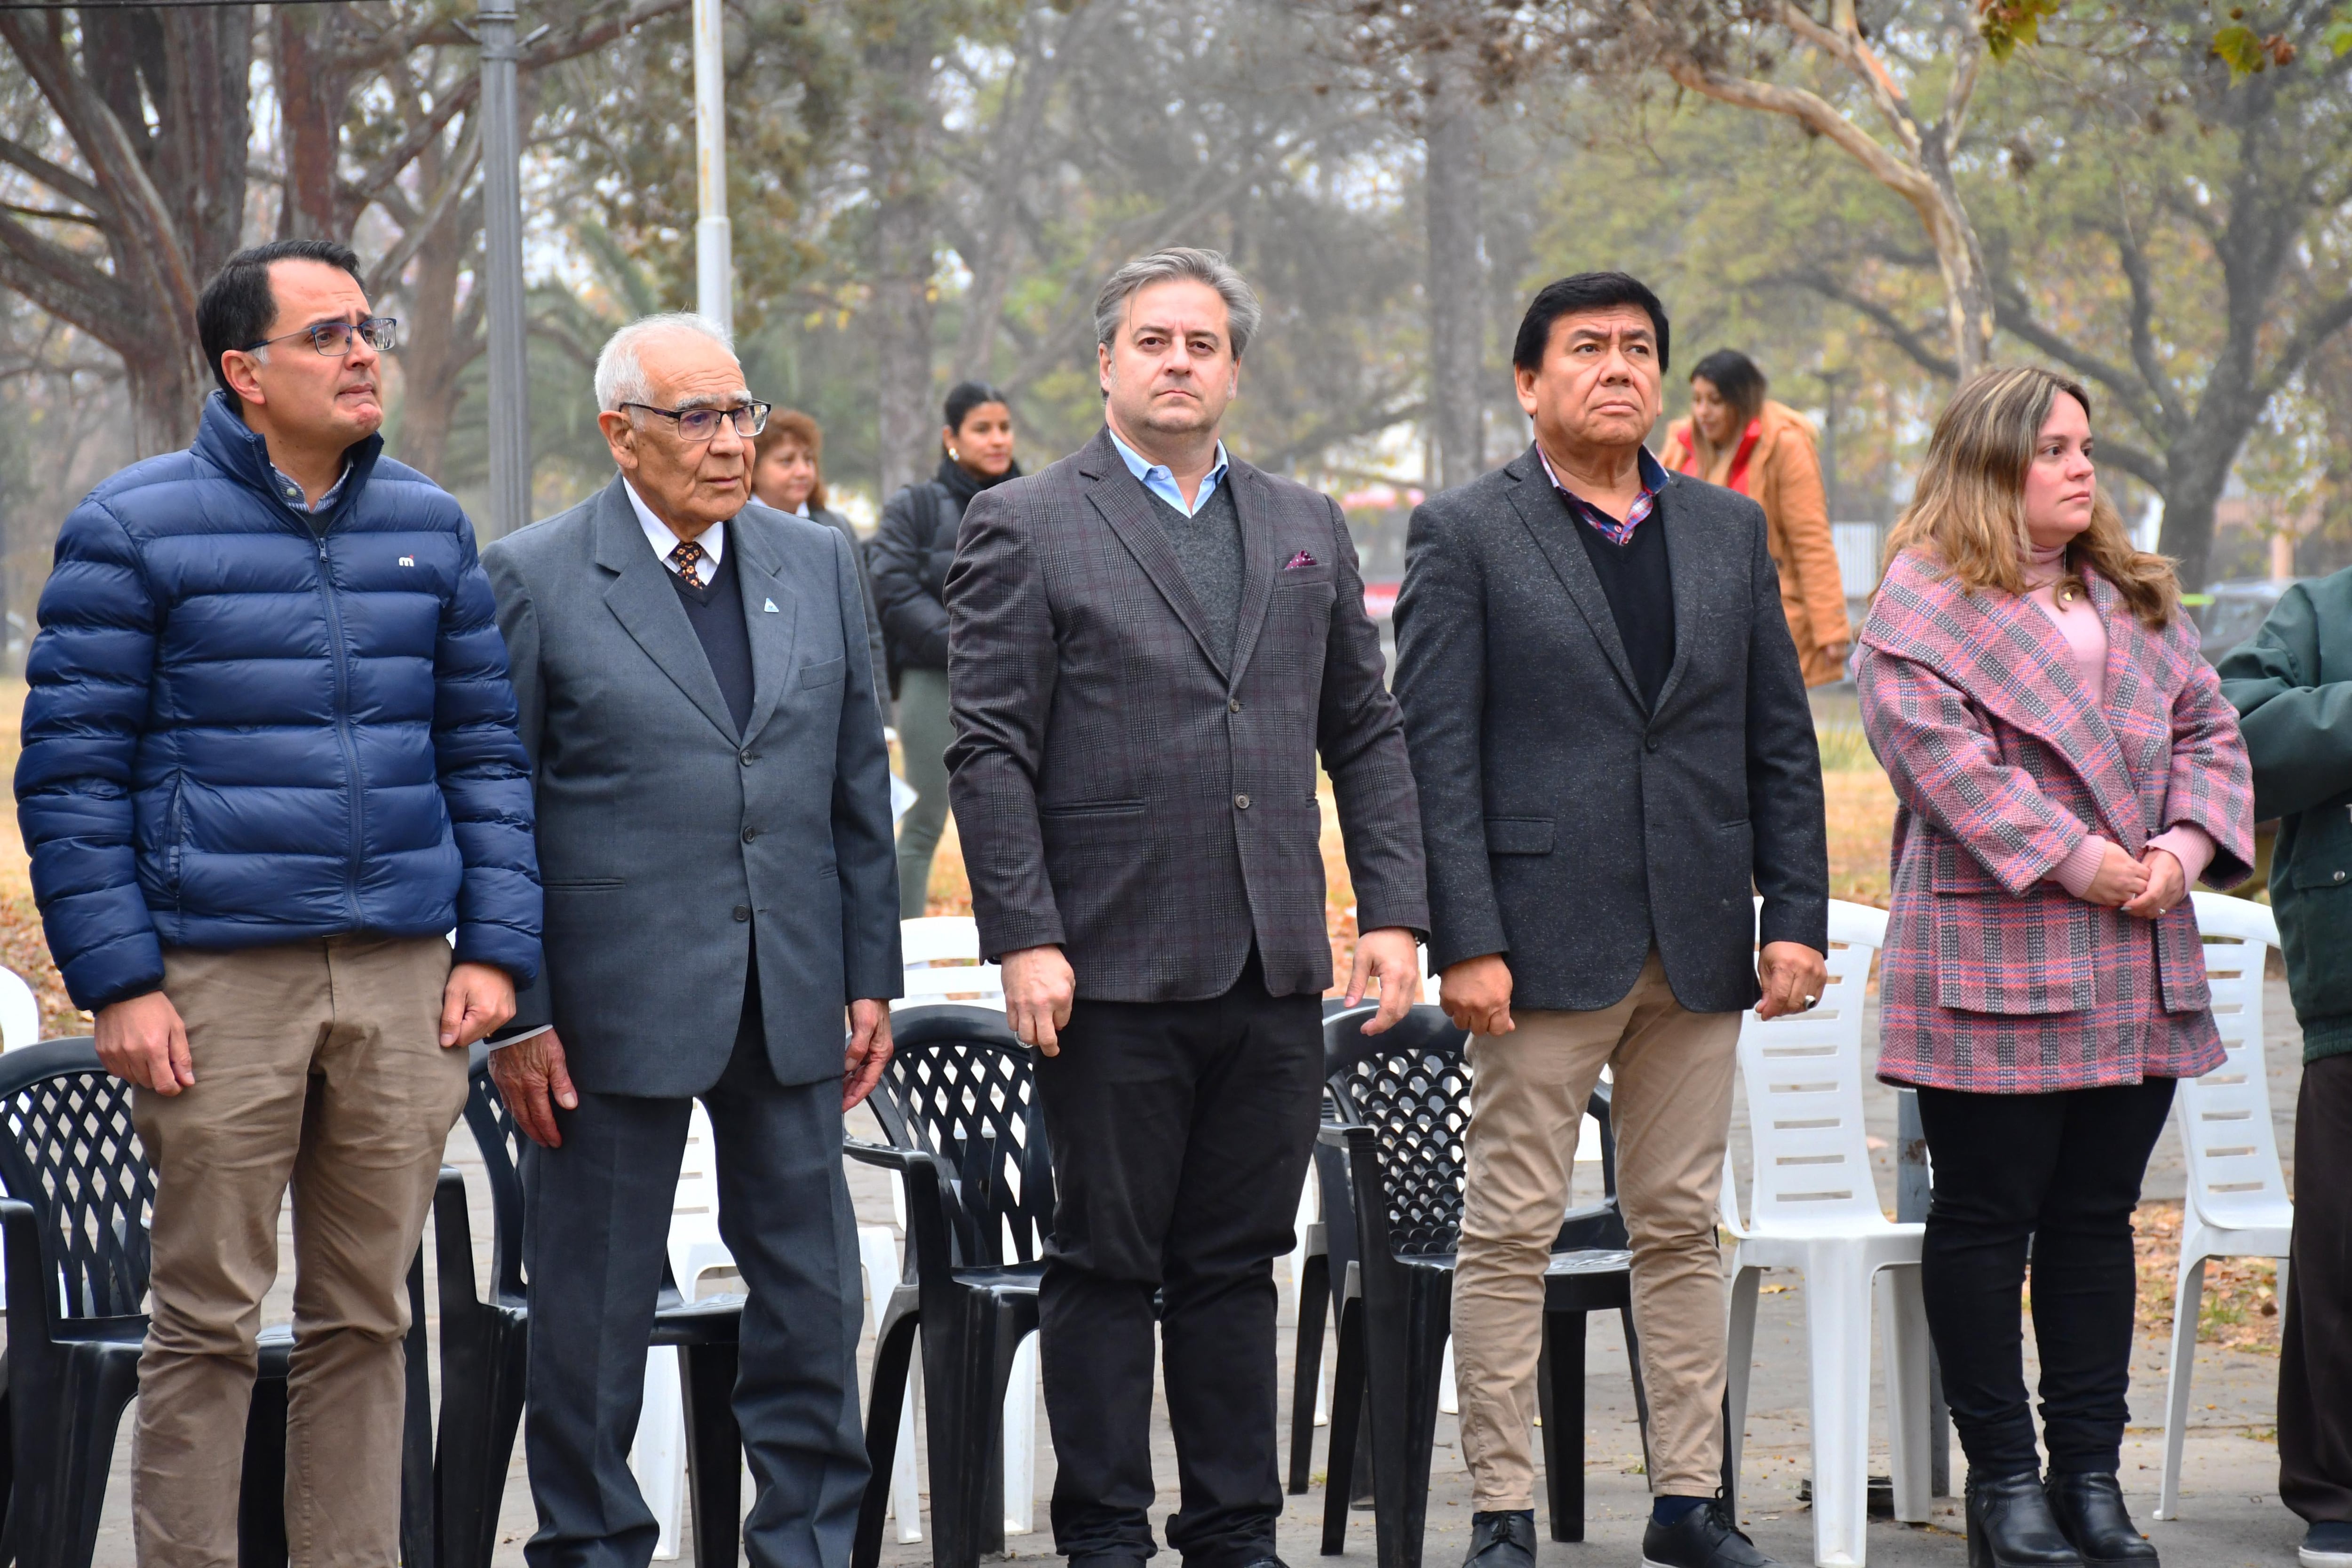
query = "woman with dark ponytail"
xmin=867 ymin=381 xmax=1020 ymax=917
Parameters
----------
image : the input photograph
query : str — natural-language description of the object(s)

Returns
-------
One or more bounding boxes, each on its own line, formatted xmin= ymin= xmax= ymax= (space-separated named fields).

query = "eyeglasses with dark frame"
xmin=240 ymin=317 xmax=399 ymax=357
xmin=622 ymin=399 xmax=774 ymax=443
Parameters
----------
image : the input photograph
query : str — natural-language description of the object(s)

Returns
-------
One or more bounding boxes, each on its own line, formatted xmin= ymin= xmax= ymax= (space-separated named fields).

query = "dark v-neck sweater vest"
xmin=1566 ymin=496 xmax=1676 ymax=712
xmin=669 ymin=542 xmax=755 ymax=737
xmin=1140 ymin=475 xmax=1245 ymax=667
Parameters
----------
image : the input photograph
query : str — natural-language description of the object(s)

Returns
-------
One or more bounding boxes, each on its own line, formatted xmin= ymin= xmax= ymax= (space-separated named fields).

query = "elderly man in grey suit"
xmin=1393 ymin=274 xmax=1828 ymax=1568
xmin=481 ymin=313 xmax=901 ymax=1568
xmin=946 ymin=248 xmax=1428 ymax=1568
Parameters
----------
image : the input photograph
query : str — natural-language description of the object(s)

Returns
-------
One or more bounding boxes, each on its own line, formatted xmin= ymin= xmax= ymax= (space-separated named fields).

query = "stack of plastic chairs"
xmin=866 ymin=918 xmax=1035 ymax=1541
xmin=1723 ymin=898 xmax=1930 ymax=1568
xmin=2155 ymin=892 xmax=2295 ymax=1520
xmin=632 ymin=1104 xmax=740 ymax=1559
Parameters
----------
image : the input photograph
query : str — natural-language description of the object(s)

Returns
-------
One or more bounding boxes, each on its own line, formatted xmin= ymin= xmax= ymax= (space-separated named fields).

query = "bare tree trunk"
xmin=388 ymin=193 xmax=479 ymax=484
xmin=274 ymin=8 xmax=357 ymax=241
xmin=1424 ymin=43 xmax=1485 ymax=492
xmin=1915 ymin=141 xmax=1993 ymax=379
xmin=864 ymin=2 xmax=939 ymax=501
xmin=0 ymin=7 xmax=251 ymax=455
xmin=2156 ymin=446 xmax=2233 ymax=591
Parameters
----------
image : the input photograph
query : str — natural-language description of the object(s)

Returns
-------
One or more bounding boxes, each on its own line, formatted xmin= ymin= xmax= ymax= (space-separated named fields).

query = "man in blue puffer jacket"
xmin=15 ymin=238 xmax=541 ymax=1568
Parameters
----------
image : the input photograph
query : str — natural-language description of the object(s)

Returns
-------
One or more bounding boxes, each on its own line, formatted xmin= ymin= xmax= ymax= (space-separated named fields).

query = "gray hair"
xmin=593 ymin=311 xmax=737 ymax=412
xmin=1092 ymin=247 xmax=1263 ymax=361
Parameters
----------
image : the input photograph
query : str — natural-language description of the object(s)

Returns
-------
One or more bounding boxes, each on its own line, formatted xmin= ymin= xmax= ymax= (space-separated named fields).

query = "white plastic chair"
xmin=0 ymin=965 xmax=41 ymax=1051
xmin=630 ymin=1105 xmax=739 ymax=1558
xmin=895 ymin=916 xmax=1006 ymax=1011
xmin=1723 ymin=898 xmax=1929 ymax=1567
xmin=2154 ymin=892 xmax=2295 ymax=1521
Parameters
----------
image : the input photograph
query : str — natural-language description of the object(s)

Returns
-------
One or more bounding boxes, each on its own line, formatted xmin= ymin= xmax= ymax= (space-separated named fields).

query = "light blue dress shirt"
xmin=270 ymin=460 xmax=350 ymax=515
xmin=1108 ymin=427 xmax=1230 ymax=517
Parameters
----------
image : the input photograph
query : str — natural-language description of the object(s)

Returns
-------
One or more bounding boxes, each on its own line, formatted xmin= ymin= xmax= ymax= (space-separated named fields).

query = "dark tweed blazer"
xmin=945 ymin=427 xmax=1428 ymax=1003
xmin=1391 ymin=444 xmax=1828 ymax=1014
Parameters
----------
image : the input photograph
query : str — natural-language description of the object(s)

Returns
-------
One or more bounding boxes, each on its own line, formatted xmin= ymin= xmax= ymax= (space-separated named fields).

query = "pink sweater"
xmin=2022 ymin=542 xmax=2215 ymax=897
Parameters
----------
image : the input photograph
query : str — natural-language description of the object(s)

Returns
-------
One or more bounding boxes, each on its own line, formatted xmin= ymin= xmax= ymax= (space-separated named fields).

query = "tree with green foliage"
xmin=1565 ymin=0 xmax=2352 ymax=585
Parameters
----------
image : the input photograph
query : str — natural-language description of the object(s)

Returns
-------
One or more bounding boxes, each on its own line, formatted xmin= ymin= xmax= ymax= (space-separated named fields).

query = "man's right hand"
xmin=490 ymin=1029 xmax=580 ymax=1148
xmin=95 ymin=990 xmax=194 ymax=1094
xmin=1439 ymin=954 xmax=1516 ymax=1037
xmin=1002 ymin=944 xmax=1076 ymax=1056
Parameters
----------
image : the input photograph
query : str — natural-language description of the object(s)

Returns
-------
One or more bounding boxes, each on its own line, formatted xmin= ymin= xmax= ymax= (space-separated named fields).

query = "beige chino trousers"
xmin=1452 ymin=949 xmax=1742 ymax=1507
xmin=130 ymin=935 xmax=466 ymax=1568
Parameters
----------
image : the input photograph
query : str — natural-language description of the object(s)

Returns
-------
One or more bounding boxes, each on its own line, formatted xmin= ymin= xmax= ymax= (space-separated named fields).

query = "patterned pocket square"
xmin=1284 ymin=550 xmax=1318 ymax=570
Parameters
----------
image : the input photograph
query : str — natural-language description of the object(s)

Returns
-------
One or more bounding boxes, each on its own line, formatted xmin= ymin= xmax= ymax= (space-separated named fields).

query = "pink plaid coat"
xmin=1857 ymin=549 xmax=2255 ymax=1094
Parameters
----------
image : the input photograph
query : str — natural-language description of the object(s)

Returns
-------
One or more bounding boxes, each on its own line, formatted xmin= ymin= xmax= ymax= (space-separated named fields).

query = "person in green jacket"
xmin=2217 ymin=567 xmax=2352 ymax=1568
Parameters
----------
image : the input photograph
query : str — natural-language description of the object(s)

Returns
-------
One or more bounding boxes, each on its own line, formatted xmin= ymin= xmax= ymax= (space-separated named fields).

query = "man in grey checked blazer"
xmin=946 ymin=248 xmax=1428 ymax=1568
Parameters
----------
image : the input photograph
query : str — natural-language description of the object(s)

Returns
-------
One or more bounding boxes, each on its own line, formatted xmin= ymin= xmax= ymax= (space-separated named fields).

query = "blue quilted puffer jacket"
xmin=16 ymin=394 xmax=542 ymax=1011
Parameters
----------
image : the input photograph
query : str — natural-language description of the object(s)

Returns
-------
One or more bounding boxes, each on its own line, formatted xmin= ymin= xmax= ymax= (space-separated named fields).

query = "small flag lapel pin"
xmin=763 ymin=597 xmax=779 ymax=613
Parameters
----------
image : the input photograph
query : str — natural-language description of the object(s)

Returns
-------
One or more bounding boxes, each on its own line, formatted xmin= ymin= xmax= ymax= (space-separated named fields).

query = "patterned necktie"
xmin=668 ymin=540 xmax=707 ymax=584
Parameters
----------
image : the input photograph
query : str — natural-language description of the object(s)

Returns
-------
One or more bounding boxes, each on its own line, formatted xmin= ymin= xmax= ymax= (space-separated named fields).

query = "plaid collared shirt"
xmin=1535 ymin=442 xmax=1668 ymax=547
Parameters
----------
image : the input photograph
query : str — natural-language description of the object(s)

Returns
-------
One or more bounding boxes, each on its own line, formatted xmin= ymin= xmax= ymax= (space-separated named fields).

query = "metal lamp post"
xmin=478 ymin=0 xmax=530 ymax=538
xmin=692 ymin=0 xmax=731 ymax=334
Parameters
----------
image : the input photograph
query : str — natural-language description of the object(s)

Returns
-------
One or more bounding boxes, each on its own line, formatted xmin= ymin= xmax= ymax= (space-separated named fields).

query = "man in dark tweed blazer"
xmin=946 ymin=247 xmax=1427 ymax=1568
xmin=1393 ymin=275 xmax=1828 ymax=1568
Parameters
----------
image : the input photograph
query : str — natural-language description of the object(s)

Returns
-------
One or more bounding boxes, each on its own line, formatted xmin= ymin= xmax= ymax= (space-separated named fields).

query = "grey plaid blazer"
xmin=945 ymin=427 xmax=1428 ymax=1003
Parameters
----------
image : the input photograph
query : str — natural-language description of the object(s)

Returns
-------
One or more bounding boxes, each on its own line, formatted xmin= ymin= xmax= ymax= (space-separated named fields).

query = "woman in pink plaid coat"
xmin=1857 ymin=367 xmax=2254 ymax=1568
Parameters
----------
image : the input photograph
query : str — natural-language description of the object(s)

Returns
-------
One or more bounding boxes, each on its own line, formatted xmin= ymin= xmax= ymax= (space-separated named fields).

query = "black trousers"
xmin=1033 ymin=952 xmax=1323 ymax=1567
xmin=519 ymin=992 xmax=868 ymax=1568
xmin=1914 ymin=1076 xmax=2177 ymax=1481
xmin=2282 ymin=1053 xmax=2352 ymax=1524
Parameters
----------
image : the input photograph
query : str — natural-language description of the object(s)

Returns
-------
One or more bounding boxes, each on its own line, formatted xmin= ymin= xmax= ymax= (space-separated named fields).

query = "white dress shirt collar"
xmin=624 ymin=478 xmax=726 ymax=585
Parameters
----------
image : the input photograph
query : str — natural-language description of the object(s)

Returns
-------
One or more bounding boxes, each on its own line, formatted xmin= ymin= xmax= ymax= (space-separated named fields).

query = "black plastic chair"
xmin=848 ymin=1004 xmax=1051 ymax=1568
xmin=0 ymin=1037 xmax=434 ymax=1568
xmin=1315 ymin=1006 xmax=1649 ymax=1568
xmin=434 ymin=1051 xmax=746 ymax=1568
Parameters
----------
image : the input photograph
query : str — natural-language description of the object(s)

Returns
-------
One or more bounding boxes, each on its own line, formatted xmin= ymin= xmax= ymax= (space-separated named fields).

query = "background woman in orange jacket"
xmin=1663 ymin=350 xmax=1853 ymax=685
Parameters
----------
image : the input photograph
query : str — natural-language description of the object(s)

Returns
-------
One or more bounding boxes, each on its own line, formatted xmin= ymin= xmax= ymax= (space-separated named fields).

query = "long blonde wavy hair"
xmin=1884 ymin=366 xmax=2178 ymax=629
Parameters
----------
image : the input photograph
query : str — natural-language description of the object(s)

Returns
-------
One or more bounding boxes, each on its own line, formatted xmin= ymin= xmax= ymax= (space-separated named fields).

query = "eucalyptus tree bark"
xmin=1424 ymin=42 xmax=1487 ymax=491
xmin=383 ymin=172 xmax=485 ymax=484
xmin=275 ymin=8 xmax=359 ymax=241
xmin=0 ymin=7 xmax=252 ymax=454
xmin=1633 ymin=0 xmax=1995 ymax=378
xmin=862 ymin=1 xmax=942 ymax=501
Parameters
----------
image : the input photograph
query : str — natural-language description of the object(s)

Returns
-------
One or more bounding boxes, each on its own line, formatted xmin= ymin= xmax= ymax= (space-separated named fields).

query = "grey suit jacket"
xmin=1391 ymin=445 xmax=1828 ymax=1014
xmin=945 ymin=427 xmax=1427 ymax=1003
xmin=484 ymin=477 xmax=901 ymax=1095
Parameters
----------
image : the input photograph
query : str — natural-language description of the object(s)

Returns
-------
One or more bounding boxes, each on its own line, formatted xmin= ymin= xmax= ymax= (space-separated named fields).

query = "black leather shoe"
xmin=1966 ymin=1472 xmax=2084 ymax=1568
xmin=2043 ymin=1473 xmax=2158 ymax=1567
xmin=1463 ymin=1511 xmax=1535 ymax=1568
xmin=1640 ymin=1496 xmax=1783 ymax=1568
